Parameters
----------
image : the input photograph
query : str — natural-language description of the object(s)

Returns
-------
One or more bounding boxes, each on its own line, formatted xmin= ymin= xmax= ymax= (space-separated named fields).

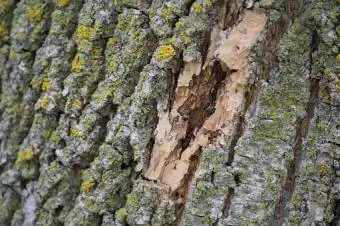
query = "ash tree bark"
xmin=0 ymin=0 xmax=339 ymax=225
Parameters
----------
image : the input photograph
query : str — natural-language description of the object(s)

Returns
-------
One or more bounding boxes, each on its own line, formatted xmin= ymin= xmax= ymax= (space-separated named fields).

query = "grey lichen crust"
xmin=0 ymin=0 xmax=339 ymax=226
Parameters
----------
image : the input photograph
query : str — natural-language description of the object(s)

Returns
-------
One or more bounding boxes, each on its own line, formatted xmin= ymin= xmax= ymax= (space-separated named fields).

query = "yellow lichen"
xmin=76 ymin=24 xmax=95 ymax=40
xmin=26 ymin=4 xmax=44 ymax=22
xmin=71 ymin=53 xmax=85 ymax=72
xmin=71 ymin=99 xmax=82 ymax=109
xmin=15 ymin=148 xmax=34 ymax=168
xmin=196 ymin=182 xmax=207 ymax=191
xmin=107 ymin=37 xmax=118 ymax=46
xmin=336 ymin=53 xmax=340 ymax=61
xmin=70 ymin=127 xmax=83 ymax=137
xmin=108 ymin=59 xmax=118 ymax=72
xmin=9 ymin=49 xmax=15 ymax=61
xmin=81 ymin=180 xmax=95 ymax=191
xmin=42 ymin=78 xmax=52 ymax=91
xmin=193 ymin=2 xmax=203 ymax=13
xmin=55 ymin=0 xmax=70 ymax=7
xmin=156 ymin=44 xmax=175 ymax=61
xmin=0 ymin=0 xmax=12 ymax=13
xmin=38 ymin=97 xmax=49 ymax=108
xmin=161 ymin=7 xmax=173 ymax=21
xmin=0 ymin=21 xmax=8 ymax=37
xmin=25 ymin=149 xmax=33 ymax=160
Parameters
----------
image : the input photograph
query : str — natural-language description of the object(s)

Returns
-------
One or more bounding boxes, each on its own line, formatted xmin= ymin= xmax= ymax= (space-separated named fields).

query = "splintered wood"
xmin=144 ymin=10 xmax=267 ymax=196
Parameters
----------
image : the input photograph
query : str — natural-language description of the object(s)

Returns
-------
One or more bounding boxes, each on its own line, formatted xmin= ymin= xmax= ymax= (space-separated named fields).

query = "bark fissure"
xmin=0 ymin=0 xmax=54 ymax=163
xmin=270 ymin=77 xmax=320 ymax=225
xmin=222 ymin=187 xmax=235 ymax=216
xmin=0 ymin=0 xmax=20 ymax=118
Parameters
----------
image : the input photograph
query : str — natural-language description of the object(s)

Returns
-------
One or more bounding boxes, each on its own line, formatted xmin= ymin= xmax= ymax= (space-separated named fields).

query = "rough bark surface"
xmin=0 ymin=0 xmax=339 ymax=225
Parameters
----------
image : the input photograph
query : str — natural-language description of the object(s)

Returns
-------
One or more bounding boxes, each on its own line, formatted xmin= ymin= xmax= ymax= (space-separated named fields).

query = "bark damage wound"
xmin=144 ymin=10 xmax=267 ymax=201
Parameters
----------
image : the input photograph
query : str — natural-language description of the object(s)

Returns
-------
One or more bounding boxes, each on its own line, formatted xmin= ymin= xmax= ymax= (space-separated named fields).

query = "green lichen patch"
xmin=126 ymin=182 xmax=161 ymax=225
xmin=115 ymin=208 xmax=128 ymax=221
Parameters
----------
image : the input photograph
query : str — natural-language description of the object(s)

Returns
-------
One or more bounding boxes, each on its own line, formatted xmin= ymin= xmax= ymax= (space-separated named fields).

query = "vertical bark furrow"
xmin=0 ymin=1 xmax=53 ymax=224
xmin=282 ymin=1 xmax=339 ymax=224
xmin=32 ymin=1 xmax=118 ymax=224
xmin=62 ymin=4 xmax=159 ymax=224
xmin=28 ymin=0 xmax=84 ymax=166
xmin=270 ymin=78 xmax=320 ymax=226
xmin=0 ymin=0 xmax=53 ymax=163
xmin=226 ymin=19 xmax=313 ymax=225
xmin=0 ymin=0 xmax=19 ymax=119
xmin=3 ymin=1 xmax=84 ymax=225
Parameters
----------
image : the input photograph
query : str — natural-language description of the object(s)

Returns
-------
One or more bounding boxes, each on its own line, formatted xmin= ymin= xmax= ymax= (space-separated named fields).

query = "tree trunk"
xmin=0 ymin=0 xmax=339 ymax=225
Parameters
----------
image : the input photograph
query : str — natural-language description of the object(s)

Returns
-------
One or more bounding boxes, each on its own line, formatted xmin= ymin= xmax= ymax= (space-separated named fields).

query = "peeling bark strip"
xmin=0 ymin=0 xmax=339 ymax=225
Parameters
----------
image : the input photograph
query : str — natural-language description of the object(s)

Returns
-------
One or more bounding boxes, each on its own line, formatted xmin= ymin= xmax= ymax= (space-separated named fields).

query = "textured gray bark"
xmin=0 ymin=0 xmax=339 ymax=225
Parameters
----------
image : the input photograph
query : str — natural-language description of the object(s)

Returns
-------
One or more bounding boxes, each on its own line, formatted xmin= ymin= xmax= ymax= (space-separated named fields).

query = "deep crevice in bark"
xmin=222 ymin=187 xmax=235 ymax=217
xmin=174 ymin=147 xmax=203 ymax=225
xmin=168 ymin=52 xmax=183 ymax=113
xmin=223 ymin=0 xmax=243 ymax=30
xmin=180 ymin=61 xmax=229 ymax=152
xmin=225 ymin=115 xmax=244 ymax=166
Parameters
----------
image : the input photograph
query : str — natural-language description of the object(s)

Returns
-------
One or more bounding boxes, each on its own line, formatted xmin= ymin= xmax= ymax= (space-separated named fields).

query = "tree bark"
xmin=0 ymin=0 xmax=339 ymax=225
